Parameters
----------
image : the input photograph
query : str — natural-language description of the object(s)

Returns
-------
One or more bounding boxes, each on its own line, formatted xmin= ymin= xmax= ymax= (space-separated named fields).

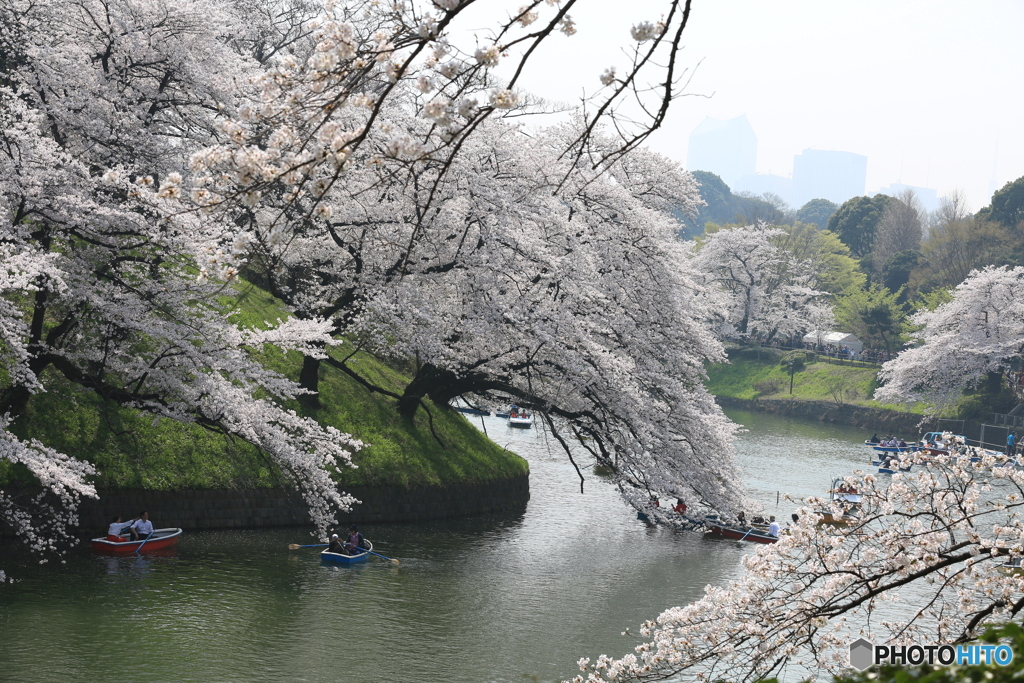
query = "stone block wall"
xmin=2 ymin=473 xmax=530 ymax=536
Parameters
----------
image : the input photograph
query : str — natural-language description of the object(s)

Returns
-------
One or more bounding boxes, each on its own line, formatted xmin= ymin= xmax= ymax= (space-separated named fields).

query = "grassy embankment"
xmin=707 ymin=346 xmax=1017 ymax=421
xmin=705 ymin=346 xmax=922 ymax=412
xmin=1 ymin=282 xmax=526 ymax=490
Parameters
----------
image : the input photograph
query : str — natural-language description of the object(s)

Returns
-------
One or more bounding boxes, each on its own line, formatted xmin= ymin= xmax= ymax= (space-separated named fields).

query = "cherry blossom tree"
xmin=689 ymin=223 xmax=831 ymax=342
xmin=0 ymin=0 xmax=720 ymax=574
xmin=572 ymin=452 xmax=1024 ymax=682
xmin=164 ymin=0 xmax=747 ymax=514
xmin=0 ymin=0 xmax=360 ymax=573
xmin=875 ymin=266 xmax=1024 ymax=411
xmin=345 ymin=125 xmax=745 ymax=513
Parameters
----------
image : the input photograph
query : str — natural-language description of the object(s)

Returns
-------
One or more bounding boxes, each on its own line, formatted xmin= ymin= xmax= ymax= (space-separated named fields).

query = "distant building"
xmin=687 ymin=115 xmax=757 ymax=189
xmin=791 ymin=149 xmax=867 ymax=207
xmin=872 ymin=183 xmax=940 ymax=213
xmin=734 ymin=173 xmax=793 ymax=205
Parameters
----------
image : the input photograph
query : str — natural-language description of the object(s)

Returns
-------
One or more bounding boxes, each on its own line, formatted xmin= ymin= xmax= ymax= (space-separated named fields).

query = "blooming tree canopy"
xmin=0 ymin=0 xmax=723 ymax=575
xmin=690 ymin=223 xmax=831 ymax=342
xmin=572 ymin=451 xmax=1024 ymax=682
xmin=875 ymin=266 xmax=1024 ymax=411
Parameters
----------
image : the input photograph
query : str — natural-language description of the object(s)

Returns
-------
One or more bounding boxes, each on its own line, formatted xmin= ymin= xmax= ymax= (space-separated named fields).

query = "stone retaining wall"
xmin=716 ymin=396 xmax=1000 ymax=445
xmin=3 ymin=473 xmax=530 ymax=536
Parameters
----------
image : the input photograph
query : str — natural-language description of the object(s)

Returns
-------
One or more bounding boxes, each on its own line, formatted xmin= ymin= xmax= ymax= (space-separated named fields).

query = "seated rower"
xmin=344 ymin=525 xmax=365 ymax=555
xmin=328 ymin=534 xmax=346 ymax=554
xmin=107 ymin=515 xmax=134 ymax=542
xmin=130 ymin=511 xmax=154 ymax=541
xmin=672 ymin=499 xmax=687 ymax=515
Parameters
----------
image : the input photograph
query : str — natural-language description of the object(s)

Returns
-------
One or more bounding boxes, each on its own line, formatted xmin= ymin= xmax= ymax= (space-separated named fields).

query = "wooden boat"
xmin=819 ymin=480 xmax=861 ymax=526
xmin=999 ymin=557 xmax=1024 ymax=575
xmin=704 ymin=522 xmax=778 ymax=544
xmin=91 ymin=527 xmax=182 ymax=554
xmin=320 ymin=540 xmax=373 ymax=564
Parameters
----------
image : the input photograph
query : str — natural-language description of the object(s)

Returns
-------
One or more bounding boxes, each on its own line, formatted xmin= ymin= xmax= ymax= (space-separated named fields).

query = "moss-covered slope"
xmin=2 ymin=283 xmax=526 ymax=490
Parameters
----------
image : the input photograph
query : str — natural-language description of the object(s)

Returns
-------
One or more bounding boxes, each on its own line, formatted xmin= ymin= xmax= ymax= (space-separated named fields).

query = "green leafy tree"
xmin=835 ymin=284 xmax=907 ymax=352
xmin=882 ymin=249 xmax=922 ymax=298
xmin=979 ymin=175 xmax=1024 ymax=228
xmin=827 ymin=195 xmax=893 ymax=257
xmin=909 ymin=215 xmax=1012 ymax=293
xmin=772 ymin=222 xmax=865 ymax=296
xmin=795 ymin=198 xmax=838 ymax=229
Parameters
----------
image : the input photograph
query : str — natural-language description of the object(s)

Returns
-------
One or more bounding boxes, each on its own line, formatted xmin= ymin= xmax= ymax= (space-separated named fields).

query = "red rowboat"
xmin=91 ymin=528 xmax=183 ymax=554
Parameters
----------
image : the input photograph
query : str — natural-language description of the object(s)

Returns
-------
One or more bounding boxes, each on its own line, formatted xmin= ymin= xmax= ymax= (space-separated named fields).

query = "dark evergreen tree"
xmin=795 ymin=198 xmax=838 ymax=229
xmin=827 ymin=195 xmax=893 ymax=257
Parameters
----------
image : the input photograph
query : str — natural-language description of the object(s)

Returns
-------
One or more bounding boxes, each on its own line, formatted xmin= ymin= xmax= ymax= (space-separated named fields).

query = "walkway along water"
xmin=0 ymin=409 xmax=876 ymax=683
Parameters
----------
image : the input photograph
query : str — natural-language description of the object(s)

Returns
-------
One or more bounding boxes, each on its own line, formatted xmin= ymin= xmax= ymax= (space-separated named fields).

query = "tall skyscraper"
xmin=686 ymin=115 xmax=757 ymax=189
xmin=791 ymin=149 xmax=867 ymax=207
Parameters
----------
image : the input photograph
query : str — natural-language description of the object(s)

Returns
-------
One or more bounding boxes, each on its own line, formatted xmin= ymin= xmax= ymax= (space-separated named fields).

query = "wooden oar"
xmin=288 ymin=542 xmax=400 ymax=565
xmin=134 ymin=531 xmax=154 ymax=555
xmin=362 ymin=548 xmax=400 ymax=565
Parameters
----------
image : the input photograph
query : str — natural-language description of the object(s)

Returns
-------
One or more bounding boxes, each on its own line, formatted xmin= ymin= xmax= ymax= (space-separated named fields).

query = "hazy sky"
xmin=486 ymin=0 xmax=1024 ymax=211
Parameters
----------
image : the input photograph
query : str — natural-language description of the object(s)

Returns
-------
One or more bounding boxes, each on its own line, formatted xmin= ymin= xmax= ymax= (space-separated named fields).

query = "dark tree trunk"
xmin=398 ymin=365 xmax=433 ymax=419
xmin=299 ymin=355 xmax=321 ymax=409
xmin=987 ymin=369 xmax=1003 ymax=394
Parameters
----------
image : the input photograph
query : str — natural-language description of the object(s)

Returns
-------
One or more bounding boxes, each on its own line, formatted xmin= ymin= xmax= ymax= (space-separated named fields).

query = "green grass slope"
xmin=2 ymin=283 xmax=526 ymax=490
xmin=705 ymin=347 xmax=915 ymax=412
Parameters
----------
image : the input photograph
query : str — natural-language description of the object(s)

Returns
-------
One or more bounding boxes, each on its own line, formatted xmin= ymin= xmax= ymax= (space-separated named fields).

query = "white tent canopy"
xmin=802 ymin=331 xmax=863 ymax=354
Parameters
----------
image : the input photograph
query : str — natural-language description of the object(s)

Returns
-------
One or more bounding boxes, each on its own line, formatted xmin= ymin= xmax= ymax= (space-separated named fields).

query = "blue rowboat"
xmin=454 ymin=406 xmax=491 ymax=416
xmin=872 ymin=444 xmax=920 ymax=453
xmin=320 ymin=541 xmax=373 ymax=564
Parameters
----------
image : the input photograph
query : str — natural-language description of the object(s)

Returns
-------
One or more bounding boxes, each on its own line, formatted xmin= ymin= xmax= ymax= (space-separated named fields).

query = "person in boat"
xmin=130 ymin=511 xmax=154 ymax=541
xmin=767 ymin=516 xmax=781 ymax=537
xmin=107 ymin=515 xmax=135 ymax=542
xmin=509 ymin=405 xmax=519 ymax=418
xmin=672 ymin=499 xmax=687 ymax=515
xmin=790 ymin=513 xmax=799 ymax=526
xmin=328 ymin=533 xmax=346 ymax=554
xmin=736 ymin=511 xmax=747 ymax=528
xmin=898 ymin=439 xmax=908 ymax=449
xmin=868 ymin=433 xmax=880 ymax=444
xmin=649 ymin=496 xmax=660 ymax=509
xmin=344 ymin=525 xmax=365 ymax=555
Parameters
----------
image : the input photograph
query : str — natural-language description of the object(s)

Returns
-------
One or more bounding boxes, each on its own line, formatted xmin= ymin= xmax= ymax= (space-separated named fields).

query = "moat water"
xmin=0 ymin=409 xmax=874 ymax=682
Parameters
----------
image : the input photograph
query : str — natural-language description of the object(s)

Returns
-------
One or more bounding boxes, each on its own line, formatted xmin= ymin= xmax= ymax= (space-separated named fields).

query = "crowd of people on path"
xmin=757 ymin=337 xmax=893 ymax=364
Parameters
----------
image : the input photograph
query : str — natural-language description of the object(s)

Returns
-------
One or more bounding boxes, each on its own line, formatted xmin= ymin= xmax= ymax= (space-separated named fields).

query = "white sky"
xmin=481 ymin=0 xmax=1024 ymax=211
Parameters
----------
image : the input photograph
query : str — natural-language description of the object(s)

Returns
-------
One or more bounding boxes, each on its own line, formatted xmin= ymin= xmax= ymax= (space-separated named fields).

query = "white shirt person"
xmin=131 ymin=511 xmax=154 ymax=540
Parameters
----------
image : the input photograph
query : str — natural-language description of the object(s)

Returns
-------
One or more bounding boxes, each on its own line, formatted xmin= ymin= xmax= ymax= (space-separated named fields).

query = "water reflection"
xmin=0 ymin=409 xmax=875 ymax=682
